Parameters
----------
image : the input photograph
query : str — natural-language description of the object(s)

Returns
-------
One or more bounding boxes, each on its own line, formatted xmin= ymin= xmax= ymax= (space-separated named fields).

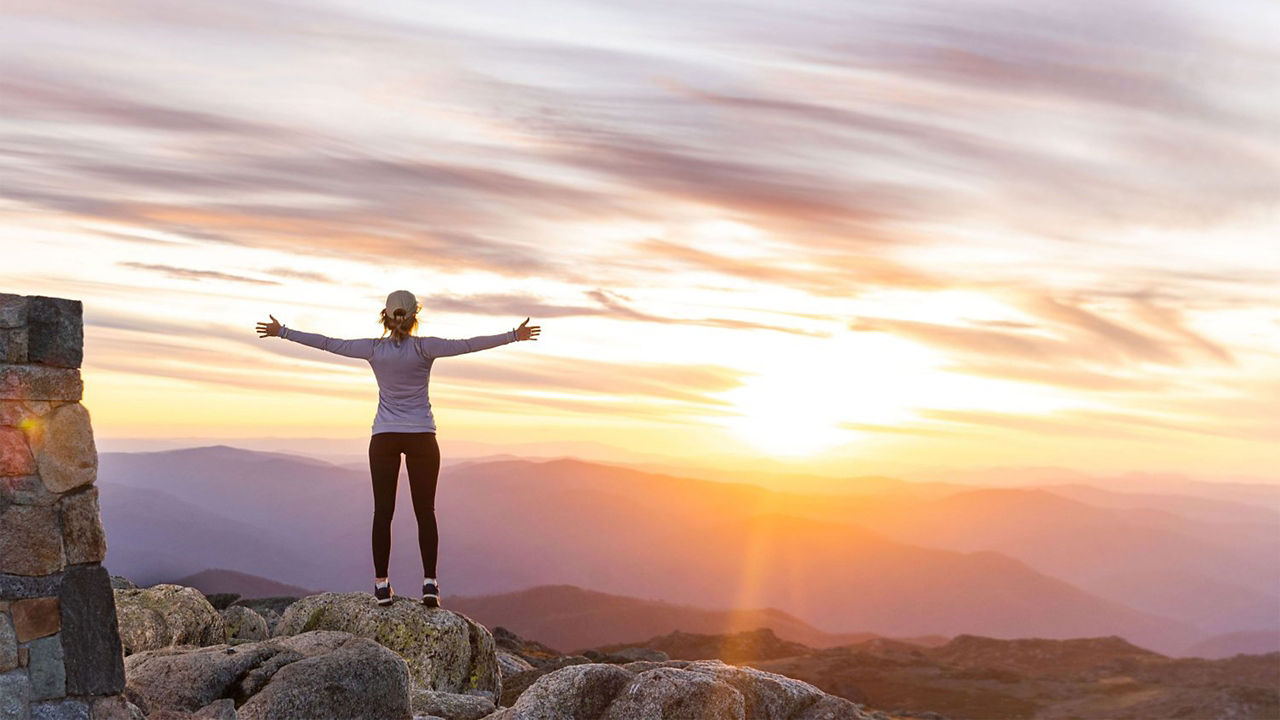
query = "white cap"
xmin=385 ymin=290 xmax=418 ymax=317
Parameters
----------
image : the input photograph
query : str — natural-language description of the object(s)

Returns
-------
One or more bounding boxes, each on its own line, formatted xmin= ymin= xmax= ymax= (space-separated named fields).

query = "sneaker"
xmin=422 ymin=579 xmax=440 ymax=608
xmin=374 ymin=581 xmax=394 ymax=606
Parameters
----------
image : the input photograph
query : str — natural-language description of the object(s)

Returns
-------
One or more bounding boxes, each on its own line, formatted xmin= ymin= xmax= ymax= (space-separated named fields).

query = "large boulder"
xmin=125 ymin=630 xmax=411 ymax=720
xmin=274 ymin=593 xmax=500 ymax=699
xmin=115 ymin=584 xmax=226 ymax=655
xmin=489 ymin=659 xmax=872 ymax=720
xmin=221 ymin=606 xmax=269 ymax=642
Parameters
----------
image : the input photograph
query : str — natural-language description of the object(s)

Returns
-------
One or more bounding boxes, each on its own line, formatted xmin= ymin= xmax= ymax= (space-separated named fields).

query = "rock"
xmin=110 ymin=575 xmax=137 ymax=590
xmin=0 ymin=365 xmax=83 ymax=402
xmin=60 ymin=487 xmax=106 ymax=564
xmin=689 ymin=661 xmax=833 ymax=720
xmin=0 ymin=426 xmax=35 ymax=475
xmin=0 ymin=399 xmax=53 ymax=428
xmin=0 ymin=614 xmax=16 ymax=672
xmin=491 ymin=627 xmax=562 ymax=667
xmin=91 ymin=696 xmax=147 ymax=720
xmin=0 ymin=669 xmax=33 ymax=717
xmin=60 ymin=564 xmax=126 ymax=695
xmin=500 ymin=655 xmax=591 ymax=707
xmin=11 ymin=596 xmax=60 ymax=642
xmin=497 ymin=649 xmax=534 ymax=677
xmin=27 ymin=634 xmax=65 ymax=700
xmin=791 ymin=695 xmax=869 ymax=720
xmin=221 ymin=606 xmax=268 ymax=642
xmin=115 ymin=584 xmax=226 ymax=655
xmin=0 ymin=327 xmax=27 ymax=364
xmin=27 ymin=296 xmax=83 ymax=368
xmin=0 ymin=294 xmax=27 ymax=328
xmin=600 ymin=666 xmax=745 ymax=720
xmin=274 ymin=593 xmax=499 ymax=697
xmin=0 ymin=473 xmax=57 ymax=506
xmin=194 ymin=698 xmax=237 ymax=719
xmin=410 ymin=690 xmax=495 ymax=720
xmin=32 ymin=403 xmax=96 ymax=493
xmin=496 ymin=663 xmax=635 ymax=719
xmin=491 ymin=660 xmax=870 ymax=720
xmin=126 ymin=630 xmax=411 ymax=720
xmin=0 ymin=504 xmax=63 ymax=576
xmin=0 ymin=573 xmax=61 ymax=602
xmin=29 ymin=698 xmax=90 ymax=720
xmin=258 ymin=608 xmax=282 ymax=636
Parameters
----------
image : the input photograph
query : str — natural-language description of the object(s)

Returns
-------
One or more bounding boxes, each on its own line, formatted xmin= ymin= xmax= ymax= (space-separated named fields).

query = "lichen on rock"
xmin=114 ymin=584 xmax=226 ymax=655
xmin=273 ymin=592 xmax=500 ymax=699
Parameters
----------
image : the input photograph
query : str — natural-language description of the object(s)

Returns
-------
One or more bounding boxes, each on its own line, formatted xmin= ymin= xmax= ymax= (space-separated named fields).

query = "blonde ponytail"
xmin=379 ymin=307 xmax=419 ymax=343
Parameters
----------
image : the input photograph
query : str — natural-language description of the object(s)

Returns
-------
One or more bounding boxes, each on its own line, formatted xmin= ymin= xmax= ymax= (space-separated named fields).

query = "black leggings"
xmin=368 ymin=431 xmax=440 ymax=578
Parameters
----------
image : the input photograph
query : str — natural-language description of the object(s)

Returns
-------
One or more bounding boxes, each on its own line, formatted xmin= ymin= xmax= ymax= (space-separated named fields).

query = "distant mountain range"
xmin=99 ymin=445 xmax=1279 ymax=656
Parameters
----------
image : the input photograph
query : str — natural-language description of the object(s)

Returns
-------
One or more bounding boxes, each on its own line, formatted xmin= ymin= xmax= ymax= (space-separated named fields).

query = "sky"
xmin=2 ymin=0 xmax=1278 ymax=480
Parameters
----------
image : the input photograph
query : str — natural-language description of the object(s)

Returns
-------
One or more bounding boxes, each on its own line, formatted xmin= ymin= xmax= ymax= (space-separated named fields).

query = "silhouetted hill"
xmin=447 ymin=584 xmax=876 ymax=653
xmin=173 ymin=568 xmax=315 ymax=598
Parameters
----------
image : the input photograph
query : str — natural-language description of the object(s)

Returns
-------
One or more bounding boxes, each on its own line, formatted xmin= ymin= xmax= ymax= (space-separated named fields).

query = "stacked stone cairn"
xmin=1 ymin=294 xmax=128 ymax=719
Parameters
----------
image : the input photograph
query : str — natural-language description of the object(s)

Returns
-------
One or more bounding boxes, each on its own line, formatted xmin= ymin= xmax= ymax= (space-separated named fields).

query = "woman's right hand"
xmin=515 ymin=317 xmax=541 ymax=341
xmin=256 ymin=314 xmax=282 ymax=338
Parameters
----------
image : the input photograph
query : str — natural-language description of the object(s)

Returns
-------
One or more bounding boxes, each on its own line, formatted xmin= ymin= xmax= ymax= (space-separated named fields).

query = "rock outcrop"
xmin=274 ymin=592 xmax=501 ymax=714
xmin=488 ymin=659 xmax=872 ymax=720
xmin=125 ymin=629 xmax=411 ymax=720
xmin=115 ymin=584 xmax=226 ymax=654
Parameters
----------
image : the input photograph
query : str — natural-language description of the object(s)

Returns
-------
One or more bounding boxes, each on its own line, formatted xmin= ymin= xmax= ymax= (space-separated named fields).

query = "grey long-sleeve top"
xmin=278 ymin=325 xmax=517 ymax=435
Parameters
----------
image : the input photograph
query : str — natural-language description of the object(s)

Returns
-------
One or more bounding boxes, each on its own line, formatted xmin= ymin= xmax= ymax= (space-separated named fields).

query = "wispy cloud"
xmin=117 ymin=262 xmax=280 ymax=286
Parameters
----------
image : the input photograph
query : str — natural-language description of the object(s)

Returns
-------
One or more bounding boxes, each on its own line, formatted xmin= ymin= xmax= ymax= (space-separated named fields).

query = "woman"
xmin=255 ymin=290 xmax=540 ymax=607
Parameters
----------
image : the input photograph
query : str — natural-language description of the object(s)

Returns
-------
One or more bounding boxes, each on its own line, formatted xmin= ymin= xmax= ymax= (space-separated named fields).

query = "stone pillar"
xmin=1 ymin=295 xmax=127 ymax=720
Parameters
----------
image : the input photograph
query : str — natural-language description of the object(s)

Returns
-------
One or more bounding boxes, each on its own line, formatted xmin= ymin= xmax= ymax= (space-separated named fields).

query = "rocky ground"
xmin=107 ymin=580 xmax=1279 ymax=720
xmin=107 ymin=580 xmax=911 ymax=720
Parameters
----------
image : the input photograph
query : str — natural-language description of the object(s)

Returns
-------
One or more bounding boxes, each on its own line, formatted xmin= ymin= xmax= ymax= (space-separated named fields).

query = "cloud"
xmin=266 ymin=267 xmax=335 ymax=284
xmin=849 ymin=315 xmax=1072 ymax=363
xmin=116 ymin=262 xmax=280 ymax=286
xmin=1014 ymin=294 xmax=1178 ymax=364
xmin=1127 ymin=297 xmax=1235 ymax=365
xmin=632 ymin=240 xmax=946 ymax=298
xmin=938 ymin=360 xmax=1175 ymax=393
xmin=432 ymin=354 xmax=746 ymax=408
xmin=0 ymin=73 xmax=291 ymax=138
xmin=408 ymin=290 xmax=826 ymax=336
xmin=849 ymin=291 xmax=1236 ymax=373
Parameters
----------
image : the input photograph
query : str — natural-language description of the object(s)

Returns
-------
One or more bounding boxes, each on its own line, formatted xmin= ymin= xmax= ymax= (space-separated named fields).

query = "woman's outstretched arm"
xmin=420 ymin=317 xmax=541 ymax=359
xmin=255 ymin=314 xmax=375 ymax=359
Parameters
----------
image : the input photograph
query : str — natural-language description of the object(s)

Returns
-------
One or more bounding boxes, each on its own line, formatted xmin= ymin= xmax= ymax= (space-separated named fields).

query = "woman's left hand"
xmin=515 ymin=317 xmax=541 ymax=341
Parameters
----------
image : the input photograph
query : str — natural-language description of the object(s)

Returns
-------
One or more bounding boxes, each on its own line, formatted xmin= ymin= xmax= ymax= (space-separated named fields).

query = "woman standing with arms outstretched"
xmin=255 ymin=290 xmax=540 ymax=607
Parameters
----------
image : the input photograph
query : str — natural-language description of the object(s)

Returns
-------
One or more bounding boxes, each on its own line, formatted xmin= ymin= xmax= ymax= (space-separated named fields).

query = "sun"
xmin=717 ymin=333 xmax=926 ymax=457
xmin=721 ymin=375 xmax=853 ymax=456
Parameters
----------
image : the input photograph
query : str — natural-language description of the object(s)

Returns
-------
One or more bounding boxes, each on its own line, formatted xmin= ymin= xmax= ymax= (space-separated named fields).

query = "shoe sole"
xmin=422 ymin=596 xmax=440 ymax=608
